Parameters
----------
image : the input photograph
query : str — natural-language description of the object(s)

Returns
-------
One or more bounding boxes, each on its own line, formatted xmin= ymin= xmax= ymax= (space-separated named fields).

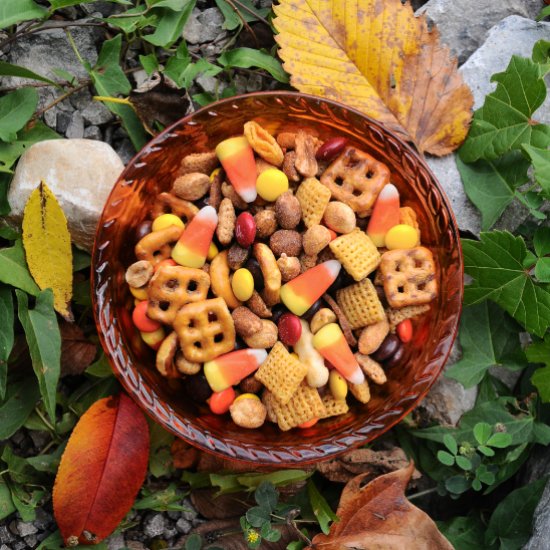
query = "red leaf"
xmin=53 ymin=393 xmax=150 ymax=546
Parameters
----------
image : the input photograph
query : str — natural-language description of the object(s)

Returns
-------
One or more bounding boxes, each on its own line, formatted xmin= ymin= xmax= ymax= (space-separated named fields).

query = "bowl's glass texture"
xmin=92 ymin=92 xmax=463 ymax=465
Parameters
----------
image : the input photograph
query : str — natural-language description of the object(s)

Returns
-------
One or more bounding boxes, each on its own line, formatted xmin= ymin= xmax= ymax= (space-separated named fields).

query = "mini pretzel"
xmin=147 ymin=265 xmax=210 ymax=324
xmin=156 ymin=331 xmax=200 ymax=377
xmin=379 ymin=247 xmax=437 ymax=308
xmin=320 ymin=147 xmax=390 ymax=215
xmin=253 ymin=243 xmax=281 ymax=307
xmin=210 ymin=250 xmax=241 ymax=309
xmin=173 ymin=297 xmax=236 ymax=363
xmin=135 ymin=225 xmax=183 ymax=266
xmin=152 ymin=192 xmax=198 ymax=224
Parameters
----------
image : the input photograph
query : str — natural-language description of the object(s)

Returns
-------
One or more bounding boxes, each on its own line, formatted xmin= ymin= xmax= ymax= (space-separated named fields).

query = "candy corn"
xmin=280 ymin=260 xmax=341 ymax=316
xmin=215 ymin=136 xmax=257 ymax=203
xmin=366 ymin=184 xmax=400 ymax=247
xmin=171 ymin=206 xmax=218 ymax=268
xmin=312 ymin=323 xmax=365 ymax=385
xmin=204 ymin=348 xmax=268 ymax=392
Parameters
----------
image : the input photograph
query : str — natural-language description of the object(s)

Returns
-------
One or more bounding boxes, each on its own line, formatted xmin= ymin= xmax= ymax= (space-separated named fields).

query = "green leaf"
xmin=67 ymin=376 xmax=119 ymax=416
xmin=0 ymin=121 xmax=61 ymax=174
xmin=437 ymin=515 xmax=487 ymax=550
xmin=185 ymin=534 xmax=202 ymax=550
xmin=307 ymin=480 xmax=338 ymax=535
xmin=443 ymin=433 xmax=457 ymax=455
xmin=523 ymin=144 xmax=550 ymax=198
xmin=85 ymin=354 xmax=113 ymax=378
xmin=2 ymin=446 xmax=41 ymax=485
xmin=534 ymin=227 xmax=550 ymax=257
xmin=16 ymin=289 xmax=61 ymax=423
xmin=445 ymin=476 xmax=471 ymax=495
xmin=459 ymin=53 xmax=550 ymax=162
xmin=437 ymin=450 xmax=455 ymax=466
xmin=463 ymin=231 xmax=550 ymax=337
xmin=446 ymin=302 xmax=525 ymax=388
xmin=90 ymin=36 xmax=146 ymax=151
xmin=473 ymin=422 xmax=492 ymax=445
xmin=144 ymin=1 xmax=196 ymax=48
xmin=487 ymin=432 xmax=512 ymax=448
xmin=535 ymin=257 xmax=550 ymax=282
xmin=537 ymin=6 xmax=550 ymax=22
xmin=148 ymin=419 xmax=175 ymax=478
xmin=246 ymin=505 xmax=271 ymax=527
xmin=0 ymin=286 xmax=13 ymax=398
xmin=0 ymin=240 xmax=40 ymax=295
xmin=9 ymin=483 xmax=44 ymax=522
xmin=215 ymin=0 xmax=269 ymax=30
xmin=139 ymin=53 xmax=159 ymax=75
xmin=219 ymin=48 xmax=289 ymax=83
xmin=255 ymin=481 xmax=278 ymax=512
xmin=0 ymin=377 xmax=40 ymax=440
xmin=0 ymin=61 xmax=57 ymax=86
xmin=0 ymin=479 xmax=15 ymax=521
xmin=262 ymin=525 xmax=281 ymax=542
xmin=455 ymin=456 xmax=472 ymax=471
xmin=134 ymin=483 xmax=185 ymax=511
xmin=0 ymin=0 xmax=47 ymax=29
xmin=237 ymin=470 xmax=312 ymax=491
xmin=456 ymin=153 xmax=530 ymax=231
xmin=49 ymin=0 xmax=99 ymax=8
xmin=25 ymin=444 xmax=64 ymax=474
xmin=485 ymin=477 xmax=547 ymax=549
xmin=531 ymin=365 xmax=550 ymax=402
xmin=477 ymin=445 xmax=495 ymax=457
xmin=0 ymin=88 xmax=38 ymax=143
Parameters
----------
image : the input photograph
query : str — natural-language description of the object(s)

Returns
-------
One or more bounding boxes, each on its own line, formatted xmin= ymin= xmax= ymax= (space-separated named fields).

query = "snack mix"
xmin=125 ymin=121 xmax=437 ymax=431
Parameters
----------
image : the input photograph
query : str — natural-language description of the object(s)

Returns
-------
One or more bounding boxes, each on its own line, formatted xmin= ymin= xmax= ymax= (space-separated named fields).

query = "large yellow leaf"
xmin=273 ymin=0 xmax=473 ymax=156
xmin=22 ymin=182 xmax=73 ymax=320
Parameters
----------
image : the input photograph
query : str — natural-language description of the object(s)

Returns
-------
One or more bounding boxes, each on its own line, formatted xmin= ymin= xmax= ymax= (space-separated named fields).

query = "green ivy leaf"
xmin=485 ymin=476 xmax=547 ymax=549
xmin=446 ymin=302 xmax=525 ymax=388
xmin=255 ymin=481 xmax=278 ymax=512
xmin=0 ymin=240 xmax=40 ymax=295
xmin=0 ymin=88 xmax=38 ymax=143
xmin=459 ymin=48 xmax=550 ymax=162
xmin=143 ymin=1 xmax=196 ymax=48
xmin=218 ymin=48 xmax=289 ymax=83
xmin=463 ymin=231 xmax=550 ymax=337
xmin=437 ymin=515 xmax=487 ymax=550
xmin=0 ymin=286 xmax=13 ymax=398
xmin=456 ymin=153 xmax=530 ymax=231
xmin=0 ymin=479 xmax=15 ymax=522
xmin=0 ymin=377 xmax=40 ymax=440
xmin=523 ymin=144 xmax=550 ymax=198
xmin=0 ymin=0 xmax=47 ymax=29
xmin=246 ymin=505 xmax=271 ymax=528
xmin=16 ymin=289 xmax=61 ymax=423
xmin=535 ymin=257 xmax=550 ymax=282
xmin=307 ymin=479 xmax=338 ymax=535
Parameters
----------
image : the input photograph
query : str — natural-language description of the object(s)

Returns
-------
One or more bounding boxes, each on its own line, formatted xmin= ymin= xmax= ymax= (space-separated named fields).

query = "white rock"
xmin=427 ymin=16 xmax=550 ymax=235
xmin=417 ymin=0 xmax=541 ymax=65
xmin=8 ymin=139 xmax=125 ymax=252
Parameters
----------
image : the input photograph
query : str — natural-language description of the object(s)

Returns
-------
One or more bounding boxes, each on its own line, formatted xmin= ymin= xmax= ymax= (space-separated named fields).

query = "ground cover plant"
xmin=1 ymin=0 xmax=550 ymax=548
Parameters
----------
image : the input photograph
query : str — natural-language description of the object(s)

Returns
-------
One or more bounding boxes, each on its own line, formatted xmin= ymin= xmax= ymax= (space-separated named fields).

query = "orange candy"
xmin=397 ymin=319 xmax=413 ymax=343
xmin=209 ymin=387 xmax=236 ymax=415
xmin=132 ymin=301 xmax=161 ymax=332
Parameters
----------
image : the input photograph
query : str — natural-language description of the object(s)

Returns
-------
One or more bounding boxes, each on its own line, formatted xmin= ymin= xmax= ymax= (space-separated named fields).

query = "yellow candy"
xmin=256 ymin=168 xmax=288 ymax=202
xmin=141 ymin=327 xmax=165 ymax=348
xmin=329 ymin=369 xmax=348 ymax=401
xmin=384 ymin=224 xmax=418 ymax=250
xmin=129 ymin=285 xmax=148 ymax=300
xmin=210 ymin=167 xmax=222 ymax=181
xmin=234 ymin=393 xmax=260 ymax=403
xmin=231 ymin=268 xmax=254 ymax=301
xmin=207 ymin=242 xmax=219 ymax=260
xmin=152 ymin=213 xmax=184 ymax=232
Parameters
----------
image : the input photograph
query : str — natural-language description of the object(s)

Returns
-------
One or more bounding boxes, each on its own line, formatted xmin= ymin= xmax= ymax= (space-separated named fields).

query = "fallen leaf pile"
xmin=309 ymin=463 xmax=452 ymax=549
xmin=273 ymin=0 xmax=473 ymax=155
xmin=59 ymin=322 xmax=96 ymax=377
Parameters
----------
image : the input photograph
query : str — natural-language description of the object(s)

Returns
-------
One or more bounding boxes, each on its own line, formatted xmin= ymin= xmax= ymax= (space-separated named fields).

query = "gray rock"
xmin=106 ymin=532 xmax=125 ymax=550
xmin=144 ymin=514 xmax=165 ymax=538
xmin=13 ymin=542 xmax=26 ymax=550
xmin=115 ymin=139 xmax=136 ymax=165
xmin=33 ymin=509 xmax=52 ymax=531
xmin=163 ymin=526 xmax=178 ymax=539
xmin=56 ymin=111 xmax=72 ymax=134
xmin=0 ymin=525 xmax=15 ymax=545
xmin=23 ymin=535 xmax=37 ymax=548
xmin=0 ymin=544 xmax=12 ymax=550
xmin=426 ymin=16 xmax=550 ymax=235
xmin=16 ymin=522 xmax=37 ymax=538
xmin=196 ymin=73 xmax=226 ymax=95
xmin=81 ymin=101 xmax=114 ymax=126
xmin=181 ymin=498 xmax=198 ymax=522
xmin=70 ymin=89 xmax=95 ymax=112
xmin=66 ymin=111 xmax=85 ymax=139
xmin=175 ymin=518 xmax=193 ymax=534
xmin=183 ymin=8 xmax=226 ymax=44
xmin=416 ymin=0 xmax=541 ymax=65
xmin=6 ymin=27 xmax=97 ymax=87
xmin=84 ymin=125 xmax=103 ymax=141
xmin=81 ymin=1 xmax=123 ymax=16
xmin=524 ymin=480 xmax=550 ymax=550
xmin=7 ymin=139 xmax=125 ymax=251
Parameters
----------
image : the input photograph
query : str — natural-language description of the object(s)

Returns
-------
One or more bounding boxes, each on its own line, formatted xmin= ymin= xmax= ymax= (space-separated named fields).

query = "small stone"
xmin=28 ymin=430 xmax=49 ymax=449
xmin=163 ymin=526 xmax=178 ymax=539
xmin=56 ymin=111 xmax=72 ymax=134
xmin=417 ymin=0 xmax=542 ymax=64
xmin=66 ymin=111 xmax=84 ymax=139
xmin=84 ymin=125 xmax=103 ymax=141
xmin=23 ymin=535 xmax=37 ymax=548
xmin=126 ymin=542 xmax=148 ymax=550
xmin=182 ymin=9 xmax=203 ymax=44
xmin=175 ymin=518 xmax=192 ymax=534
xmin=7 ymin=139 xmax=125 ymax=251
xmin=246 ymin=74 xmax=263 ymax=93
xmin=16 ymin=521 xmax=38 ymax=538
xmin=43 ymin=108 xmax=57 ymax=130
xmin=524 ymin=480 xmax=550 ymax=550
xmin=70 ymin=88 xmax=94 ymax=111
xmin=0 ymin=525 xmax=15 ymax=544
xmin=181 ymin=499 xmax=198 ymax=522
xmin=13 ymin=542 xmax=26 ymax=550
xmin=107 ymin=532 xmax=125 ymax=550
xmin=81 ymin=101 xmax=114 ymax=126
xmin=196 ymin=74 xmax=225 ymax=95
xmin=0 ymin=544 xmax=11 ymax=550
xmin=115 ymin=139 xmax=136 ymax=165
xmin=33 ymin=508 xmax=52 ymax=531
xmin=144 ymin=514 xmax=165 ymax=538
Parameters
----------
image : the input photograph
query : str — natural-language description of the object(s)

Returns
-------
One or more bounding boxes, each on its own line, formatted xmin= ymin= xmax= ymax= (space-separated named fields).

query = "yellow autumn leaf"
xmin=22 ymin=182 xmax=73 ymax=321
xmin=273 ymin=0 xmax=474 ymax=156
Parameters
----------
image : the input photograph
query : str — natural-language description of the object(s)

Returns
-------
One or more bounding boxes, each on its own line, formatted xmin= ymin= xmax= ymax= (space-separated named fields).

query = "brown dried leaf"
xmin=191 ymin=488 xmax=251 ymax=519
xmin=309 ymin=463 xmax=452 ymax=549
xmin=59 ymin=322 xmax=96 ymax=377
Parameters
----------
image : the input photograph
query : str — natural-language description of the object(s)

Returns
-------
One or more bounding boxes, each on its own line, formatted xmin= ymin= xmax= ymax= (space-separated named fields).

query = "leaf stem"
xmin=93 ymin=95 xmax=133 ymax=107
xmin=34 ymin=406 xmax=56 ymax=433
xmin=407 ymin=487 xmax=438 ymax=500
xmin=231 ymin=0 xmax=271 ymax=27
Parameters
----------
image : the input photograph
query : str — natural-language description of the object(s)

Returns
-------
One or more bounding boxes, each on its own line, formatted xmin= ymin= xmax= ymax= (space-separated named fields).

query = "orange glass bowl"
xmin=92 ymin=92 xmax=463 ymax=465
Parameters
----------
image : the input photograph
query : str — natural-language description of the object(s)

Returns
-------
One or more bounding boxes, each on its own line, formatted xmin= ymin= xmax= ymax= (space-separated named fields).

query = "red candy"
xmin=278 ymin=313 xmax=302 ymax=346
xmin=315 ymin=137 xmax=348 ymax=162
xmin=235 ymin=212 xmax=256 ymax=248
xmin=397 ymin=319 xmax=413 ymax=343
xmin=209 ymin=387 xmax=236 ymax=414
xmin=132 ymin=301 xmax=161 ymax=332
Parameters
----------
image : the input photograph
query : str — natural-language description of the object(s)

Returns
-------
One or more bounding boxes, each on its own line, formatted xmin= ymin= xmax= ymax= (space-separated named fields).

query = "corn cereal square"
xmin=296 ymin=177 xmax=331 ymax=228
xmin=320 ymin=395 xmax=349 ymax=419
xmin=337 ymin=278 xmax=385 ymax=329
xmin=329 ymin=229 xmax=380 ymax=281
